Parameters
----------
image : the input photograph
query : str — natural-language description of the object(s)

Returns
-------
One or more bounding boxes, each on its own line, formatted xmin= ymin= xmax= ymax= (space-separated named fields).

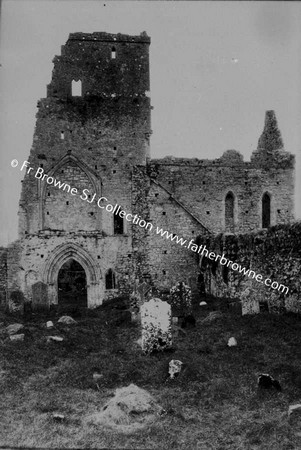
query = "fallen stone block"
xmin=289 ymin=404 xmax=301 ymax=417
xmin=168 ymin=359 xmax=183 ymax=379
xmin=88 ymin=383 xmax=163 ymax=433
xmin=257 ymin=373 xmax=282 ymax=391
xmin=52 ymin=414 xmax=65 ymax=422
xmin=46 ymin=321 xmax=54 ymax=328
xmin=58 ymin=316 xmax=77 ymax=325
xmin=227 ymin=337 xmax=237 ymax=347
xmin=9 ymin=333 xmax=25 ymax=342
xmin=6 ymin=323 xmax=24 ymax=335
xmin=46 ymin=336 xmax=64 ymax=342
xmin=199 ymin=301 xmax=207 ymax=306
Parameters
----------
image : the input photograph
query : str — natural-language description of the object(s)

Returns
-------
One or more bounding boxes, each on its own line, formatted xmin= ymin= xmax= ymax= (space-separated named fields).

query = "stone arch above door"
xmin=42 ymin=242 xmax=101 ymax=307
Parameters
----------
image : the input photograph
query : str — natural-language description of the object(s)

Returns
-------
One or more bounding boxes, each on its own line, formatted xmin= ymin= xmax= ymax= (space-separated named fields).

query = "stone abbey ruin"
xmin=0 ymin=31 xmax=300 ymax=313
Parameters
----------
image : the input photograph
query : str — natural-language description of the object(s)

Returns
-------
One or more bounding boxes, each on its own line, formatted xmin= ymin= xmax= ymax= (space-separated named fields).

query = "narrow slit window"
xmin=111 ymin=47 xmax=116 ymax=59
xmin=114 ymin=210 xmax=124 ymax=235
xmin=105 ymin=269 xmax=116 ymax=290
xmin=225 ymin=191 xmax=235 ymax=232
xmin=262 ymin=192 xmax=271 ymax=228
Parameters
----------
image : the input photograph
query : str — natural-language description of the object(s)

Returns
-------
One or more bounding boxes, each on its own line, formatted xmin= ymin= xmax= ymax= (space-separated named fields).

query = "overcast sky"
xmin=0 ymin=1 xmax=300 ymax=245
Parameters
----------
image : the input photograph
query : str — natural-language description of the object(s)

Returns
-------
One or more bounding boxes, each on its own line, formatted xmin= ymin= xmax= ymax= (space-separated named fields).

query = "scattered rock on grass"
xmin=6 ymin=323 xmax=24 ymax=335
xmin=93 ymin=371 xmax=104 ymax=382
xmin=227 ymin=337 xmax=237 ymax=347
xmin=46 ymin=336 xmax=64 ymax=342
xmin=9 ymin=333 xmax=24 ymax=342
xmin=199 ymin=301 xmax=207 ymax=306
xmin=46 ymin=321 xmax=54 ymax=328
xmin=257 ymin=374 xmax=282 ymax=391
xmin=58 ymin=316 xmax=77 ymax=325
xmin=168 ymin=359 xmax=183 ymax=379
xmin=201 ymin=311 xmax=223 ymax=324
xmin=52 ymin=414 xmax=65 ymax=422
xmin=135 ymin=337 xmax=142 ymax=347
xmin=89 ymin=384 xmax=163 ymax=433
xmin=289 ymin=404 xmax=301 ymax=419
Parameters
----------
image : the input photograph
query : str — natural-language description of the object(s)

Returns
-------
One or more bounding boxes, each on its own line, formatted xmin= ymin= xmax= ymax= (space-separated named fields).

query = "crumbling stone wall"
xmin=6 ymin=31 xmax=296 ymax=312
xmin=132 ymin=166 xmax=209 ymax=296
xmin=149 ymin=111 xmax=294 ymax=234
xmin=0 ymin=247 xmax=7 ymax=306
xmin=200 ymin=222 xmax=301 ymax=312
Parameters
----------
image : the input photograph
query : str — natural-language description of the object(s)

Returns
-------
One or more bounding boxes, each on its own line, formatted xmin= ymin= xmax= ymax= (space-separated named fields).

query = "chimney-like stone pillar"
xmin=257 ymin=110 xmax=284 ymax=152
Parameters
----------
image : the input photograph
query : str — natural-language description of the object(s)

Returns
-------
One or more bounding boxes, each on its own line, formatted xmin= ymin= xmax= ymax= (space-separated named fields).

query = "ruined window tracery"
xmin=225 ymin=191 xmax=235 ymax=232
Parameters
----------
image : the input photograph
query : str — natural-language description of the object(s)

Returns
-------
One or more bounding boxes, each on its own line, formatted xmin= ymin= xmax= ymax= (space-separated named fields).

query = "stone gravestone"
xmin=32 ymin=281 xmax=49 ymax=311
xmin=9 ymin=290 xmax=24 ymax=314
xmin=241 ymin=287 xmax=260 ymax=315
xmin=141 ymin=298 xmax=172 ymax=354
xmin=130 ymin=280 xmax=151 ymax=322
xmin=168 ymin=281 xmax=192 ymax=319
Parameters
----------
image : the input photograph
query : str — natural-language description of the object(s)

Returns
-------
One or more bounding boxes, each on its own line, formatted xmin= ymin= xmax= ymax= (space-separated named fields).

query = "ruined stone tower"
xmin=5 ymin=32 xmax=295 ymax=313
xmin=8 ymin=32 xmax=151 ymax=311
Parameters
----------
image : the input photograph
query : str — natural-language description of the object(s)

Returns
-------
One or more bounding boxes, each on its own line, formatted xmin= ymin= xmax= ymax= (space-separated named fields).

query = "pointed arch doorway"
xmin=43 ymin=243 xmax=101 ymax=308
xmin=58 ymin=259 xmax=87 ymax=308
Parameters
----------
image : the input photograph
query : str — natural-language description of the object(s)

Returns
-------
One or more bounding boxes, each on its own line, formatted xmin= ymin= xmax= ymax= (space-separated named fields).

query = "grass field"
xmin=1 ymin=298 xmax=301 ymax=449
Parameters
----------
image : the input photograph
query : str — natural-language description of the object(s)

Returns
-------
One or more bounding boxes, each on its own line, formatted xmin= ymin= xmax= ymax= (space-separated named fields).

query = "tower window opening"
xmin=105 ymin=269 xmax=116 ymax=289
xmin=262 ymin=192 xmax=271 ymax=228
xmin=71 ymin=79 xmax=82 ymax=97
xmin=114 ymin=211 xmax=124 ymax=235
xmin=60 ymin=131 xmax=64 ymax=140
xmin=225 ymin=191 xmax=235 ymax=232
xmin=111 ymin=47 xmax=116 ymax=59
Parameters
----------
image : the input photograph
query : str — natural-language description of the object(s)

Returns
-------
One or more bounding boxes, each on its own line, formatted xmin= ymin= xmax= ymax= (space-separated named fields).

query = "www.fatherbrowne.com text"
xmin=14 ymin=160 xmax=289 ymax=295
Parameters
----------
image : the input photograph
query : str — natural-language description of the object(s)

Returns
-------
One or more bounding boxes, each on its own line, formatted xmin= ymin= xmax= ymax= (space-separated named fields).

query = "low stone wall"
xmin=0 ymin=247 xmax=7 ymax=306
xmin=200 ymin=222 xmax=301 ymax=313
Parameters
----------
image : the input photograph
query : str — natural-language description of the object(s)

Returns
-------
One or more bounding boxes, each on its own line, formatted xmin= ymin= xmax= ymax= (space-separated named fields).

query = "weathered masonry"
xmin=5 ymin=32 xmax=295 ymax=312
